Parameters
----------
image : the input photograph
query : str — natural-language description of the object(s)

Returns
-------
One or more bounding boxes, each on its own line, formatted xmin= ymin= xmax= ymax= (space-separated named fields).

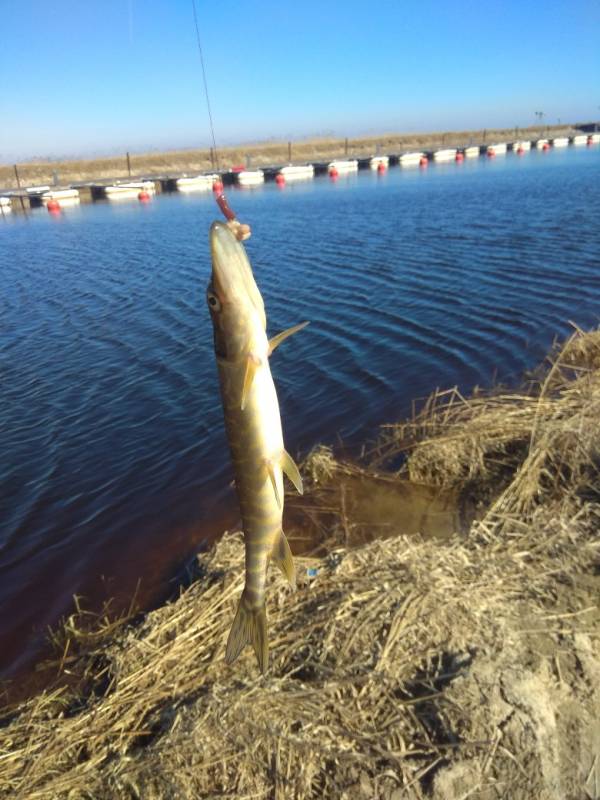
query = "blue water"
xmin=1 ymin=146 xmax=599 ymax=677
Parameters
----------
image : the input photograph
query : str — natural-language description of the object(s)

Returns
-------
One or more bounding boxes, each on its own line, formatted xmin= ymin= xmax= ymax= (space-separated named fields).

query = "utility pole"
xmin=534 ymin=111 xmax=545 ymax=133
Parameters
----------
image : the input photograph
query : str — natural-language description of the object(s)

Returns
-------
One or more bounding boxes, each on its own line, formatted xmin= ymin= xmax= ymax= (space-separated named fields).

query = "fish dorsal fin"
xmin=271 ymin=530 xmax=296 ymax=588
xmin=241 ymin=354 xmax=260 ymax=411
xmin=281 ymin=449 xmax=303 ymax=495
xmin=268 ymin=321 xmax=309 ymax=355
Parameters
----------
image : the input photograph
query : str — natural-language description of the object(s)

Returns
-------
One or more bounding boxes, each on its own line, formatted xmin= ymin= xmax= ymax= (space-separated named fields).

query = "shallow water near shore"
xmin=2 ymin=145 xmax=600 ymax=680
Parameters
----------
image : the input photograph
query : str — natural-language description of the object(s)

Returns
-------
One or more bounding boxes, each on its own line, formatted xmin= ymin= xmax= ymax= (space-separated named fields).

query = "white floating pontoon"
xmin=41 ymin=188 xmax=80 ymax=204
xmin=572 ymin=134 xmax=588 ymax=146
xmin=399 ymin=151 xmax=425 ymax=166
xmin=552 ymin=137 xmax=569 ymax=148
xmin=176 ymin=174 xmax=219 ymax=192
xmin=104 ymin=181 xmax=156 ymax=199
xmin=464 ymin=146 xmax=480 ymax=158
xmin=369 ymin=155 xmax=389 ymax=169
xmin=487 ymin=143 xmax=507 ymax=156
xmin=235 ymin=170 xmax=265 ymax=185
xmin=277 ymin=164 xmax=315 ymax=180
xmin=0 ymin=196 xmax=11 ymax=212
xmin=535 ymin=139 xmax=549 ymax=150
xmin=328 ymin=159 xmax=358 ymax=173
xmin=433 ymin=149 xmax=457 ymax=162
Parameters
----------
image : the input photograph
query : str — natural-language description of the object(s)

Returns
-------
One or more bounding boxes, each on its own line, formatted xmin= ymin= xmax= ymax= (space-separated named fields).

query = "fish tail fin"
xmin=225 ymin=593 xmax=269 ymax=675
xmin=272 ymin=530 xmax=296 ymax=589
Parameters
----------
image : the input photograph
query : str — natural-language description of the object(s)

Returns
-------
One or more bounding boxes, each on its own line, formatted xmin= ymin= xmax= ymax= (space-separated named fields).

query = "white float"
xmin=104 ymin=180 xmax=156 ymax=199
xmin=433 ymin=148 xmax=457 ymax=162
xmin=235 ymin=170 xmax=265 ymax=185
xmin=41 ymin=188 xmax=80 ymax=204
xmin=328 ymin=159 xmax=359 ymax=173
xmin=176 ymin=174 xmax=219 ymax=192
xmin=277 ymin=164 xmax=315 ymax=180
xmin=399 ymin=151 xmax=425 ymax=166
xmin=369 ymin=156 xmax=389 ymax=169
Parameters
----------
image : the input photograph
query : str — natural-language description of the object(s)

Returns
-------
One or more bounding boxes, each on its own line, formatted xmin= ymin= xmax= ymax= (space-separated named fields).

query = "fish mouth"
xmin=209 ymin=221 xmax=265 ymax=319
xmin=210 ymin=221 xmax=250 ymax=298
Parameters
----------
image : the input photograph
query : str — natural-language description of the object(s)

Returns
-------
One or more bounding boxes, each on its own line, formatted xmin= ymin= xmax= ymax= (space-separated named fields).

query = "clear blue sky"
xmin=1 ymin=0 xmax=598 ymax=161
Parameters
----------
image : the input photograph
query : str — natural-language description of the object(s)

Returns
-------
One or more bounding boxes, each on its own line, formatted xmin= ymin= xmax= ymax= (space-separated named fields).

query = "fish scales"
xmin=219 ymin=355 xmax=284 ymax=607
xmin=206 ymin=220 xmax=307 ymax=673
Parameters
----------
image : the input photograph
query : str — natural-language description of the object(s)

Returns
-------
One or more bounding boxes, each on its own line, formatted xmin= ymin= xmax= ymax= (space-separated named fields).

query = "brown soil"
xmin=0 ymin=124 xmax=576 ymax=190
xmin=0 ymin=328 xmax=598 ymax=799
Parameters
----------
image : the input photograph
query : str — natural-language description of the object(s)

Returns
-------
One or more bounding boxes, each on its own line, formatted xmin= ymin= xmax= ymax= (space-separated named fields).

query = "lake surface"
xmin=2 ymin=146 xmax=600 ymax=679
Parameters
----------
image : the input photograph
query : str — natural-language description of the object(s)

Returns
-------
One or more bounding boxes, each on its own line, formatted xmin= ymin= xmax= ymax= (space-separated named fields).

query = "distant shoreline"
xmin=0 ymin=123 xmax=577 ymax=191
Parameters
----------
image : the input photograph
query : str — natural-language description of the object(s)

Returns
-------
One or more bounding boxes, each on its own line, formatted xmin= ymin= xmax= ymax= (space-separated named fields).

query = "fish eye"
xmin=207 ymin=291 xmax=221 ymax=311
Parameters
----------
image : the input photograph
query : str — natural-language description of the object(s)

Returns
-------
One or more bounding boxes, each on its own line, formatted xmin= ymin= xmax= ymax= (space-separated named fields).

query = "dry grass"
xmin=0 ymin=329 xmax=599 ymax=799
xmin=0 ymin=125 xmax=576 ymax=190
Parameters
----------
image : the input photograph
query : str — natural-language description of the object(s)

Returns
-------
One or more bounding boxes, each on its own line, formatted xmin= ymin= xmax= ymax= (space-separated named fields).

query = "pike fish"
xmin=207 ymin=220 xmax=308 ymax=674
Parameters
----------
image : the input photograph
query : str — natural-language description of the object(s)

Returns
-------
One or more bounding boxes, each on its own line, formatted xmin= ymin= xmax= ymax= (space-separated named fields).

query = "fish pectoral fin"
xmin=225 ymin=594 xmax=268 ymax=674
xmin=272 ymin=530 xmax=296 ymax=589
xmin=266 ymin=460 xmax=282 ymax=509
xmin=268 ymin=321 xmax=309 ymax=355
xmin=281 ymin=449 xmax=304 ymax=495
xmin=241 ymin=354 xmax=260 ymax=411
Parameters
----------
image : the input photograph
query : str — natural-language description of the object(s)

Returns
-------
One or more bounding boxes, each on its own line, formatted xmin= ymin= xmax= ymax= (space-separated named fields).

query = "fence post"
xmin=13 ymin=164 xmax=21 ymax=188
xmin=126 ymin=152 xmax=132 ymax=177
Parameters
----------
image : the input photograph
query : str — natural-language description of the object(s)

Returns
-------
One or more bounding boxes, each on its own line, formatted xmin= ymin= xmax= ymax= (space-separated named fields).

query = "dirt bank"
xmin=0 ymin=124 xmax=576 ymax=190
xmin=0 ymin=328 xmax=598 ymax=799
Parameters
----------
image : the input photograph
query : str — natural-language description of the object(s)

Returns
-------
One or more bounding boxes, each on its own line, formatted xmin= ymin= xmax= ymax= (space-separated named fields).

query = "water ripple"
xmin=1 ymin=146 xmax=600 ymax=677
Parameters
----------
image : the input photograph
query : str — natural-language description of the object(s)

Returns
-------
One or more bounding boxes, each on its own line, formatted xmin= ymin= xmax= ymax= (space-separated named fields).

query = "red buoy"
xmin=419 ymin=156 xmax=428 ymax=167
xmin=138 ymin=190 xmax=151 ymax=202
xmin=46 ymin=199 xmax=60 ymax=213
xmin=542 ymin=142 xmax=549 ymax=151
xmin=212 ymin=179 xmax=224 ymax=192
xmin=487 ymin=148 xmax=496 ymax=158
xmin=517 ymin=147 xmax=524 ymax=155
xmin=275 ymin=173 xmax=286 ymax=186
xmin=329 ymin=167 xmax=339 ymax=178
xmin=377 ymin=162 xmax=386 ymax=173
xmin=455 ymin=152 xmax=464 ymax=162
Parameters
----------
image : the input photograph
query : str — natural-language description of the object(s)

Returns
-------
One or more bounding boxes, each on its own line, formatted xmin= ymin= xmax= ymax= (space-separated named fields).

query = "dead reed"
xmin=0 ymin=328 xmax=598 ymax=799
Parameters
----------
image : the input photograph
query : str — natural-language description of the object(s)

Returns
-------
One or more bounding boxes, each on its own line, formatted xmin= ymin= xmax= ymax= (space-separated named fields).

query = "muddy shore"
xmin=0 ymin=328 xmax=598 ymax=799
xmin=0 ymin=124 xmax=576 ymax=190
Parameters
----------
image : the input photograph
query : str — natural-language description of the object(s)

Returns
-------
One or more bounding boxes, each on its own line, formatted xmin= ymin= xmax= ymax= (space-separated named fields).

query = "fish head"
xmin=207 ymin=221 xmax=267 ymax=360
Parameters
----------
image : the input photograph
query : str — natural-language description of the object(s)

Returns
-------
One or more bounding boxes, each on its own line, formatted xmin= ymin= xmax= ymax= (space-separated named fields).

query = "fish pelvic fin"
xmin=268 ymin=321 xmax=309 ymax=355
xmin=225 ymin=593 xmax=269 ymax=675
xmin=281 ymin=449 xmax=304 ymax=495
xmin=272 ymin=530 xmax=296 ymax=589
xmin=266 ymin=460 xmax=282 ymax=509
xmin=241 ymin=354 xmax=260 ymax=411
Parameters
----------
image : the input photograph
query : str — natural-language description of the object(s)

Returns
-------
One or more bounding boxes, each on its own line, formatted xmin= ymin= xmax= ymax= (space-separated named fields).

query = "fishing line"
xmin=191 ymin=0 xmax=220 ymax=171
xmin=190 ymin=0 xmax=248 ymax=234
